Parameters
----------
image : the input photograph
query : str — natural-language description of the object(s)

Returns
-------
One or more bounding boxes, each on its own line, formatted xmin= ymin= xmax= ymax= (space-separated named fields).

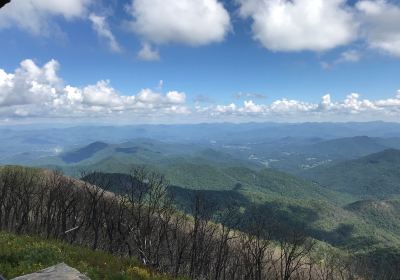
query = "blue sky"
xmin=0 ymin=0 xmax=400 ymax=124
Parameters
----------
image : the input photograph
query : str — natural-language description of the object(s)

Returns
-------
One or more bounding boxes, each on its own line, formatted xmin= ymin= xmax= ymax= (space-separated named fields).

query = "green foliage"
xmin=0 ymin=231 xmax=181 ymax=280
xmin=302 ymin=149 xmax=400 ymax=198
xmin=7 ymin=145 xmax=400 ymax=270
xmin=346 ymin=199 xmax=400 ymax=238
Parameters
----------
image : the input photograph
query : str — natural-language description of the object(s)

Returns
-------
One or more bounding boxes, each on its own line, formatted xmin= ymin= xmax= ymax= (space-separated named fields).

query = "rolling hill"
xmin=3 ymin=122 xmax=400 ymax=169
xmin=3 ymin=160 xmax=400 ymax=278
xmin=291 ymin=136 xmax=394 ymax=160
xmin=345 ymin=199 xmax=400 ymax=238
xmin=61 ymin=141 xmax=109 ymax=163
xmin=218 ymin=136 xmax=400 ymax=174
xmin=12 ymin=136 xmax=400 ymax=253
xmin=302 ymin=149 xmax=400 ymax=198
xmin=44 ymin=139 xmax=254 ymax=166
xmin=80 ymin=168 xmax=400 ymax=255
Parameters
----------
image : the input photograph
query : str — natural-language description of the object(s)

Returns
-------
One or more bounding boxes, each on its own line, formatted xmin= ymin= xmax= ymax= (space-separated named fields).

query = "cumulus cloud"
xmin=243 ymin=100 xmax=265 ymax=113
xmin=0 ymin=0 xmax=90 ymax=34
xmin=234 ymin=0 xmax=400 ymax=57
xmin=89 ymin=13 xmax=122 ymax=53
xmin=356 ymin=0 xmax=400 ymax=57
xmin=215 ymin=103 xmax=237 ymax=114
xmin=236 ymin=0 xmax=356 ymax=52
xmin=208 ymin=92 xmax=400 ymax=121
xmin=137 ymin=43 xmax=160 ymax=61
xmin=0 ymin=59 xmax=61 ymax=107
xmin=126 ymin=0 xmax=231 ymax=46
xmin=2 ymin=59 xmax=400 ymax=123
xmin=0 ymin=59 xmax=189 ymax=119
xmin=166 ymin=91 xmax=186 ymax=104
xmin=270 ymin=98 xmax=317 ymax=113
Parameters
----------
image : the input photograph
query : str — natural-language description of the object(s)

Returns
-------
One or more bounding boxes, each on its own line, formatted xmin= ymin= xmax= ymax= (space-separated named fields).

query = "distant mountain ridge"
xmin=295 ymin=136 xmax=391 ymax=159
xmin=61 ymin=141 xmax=109 ymax=163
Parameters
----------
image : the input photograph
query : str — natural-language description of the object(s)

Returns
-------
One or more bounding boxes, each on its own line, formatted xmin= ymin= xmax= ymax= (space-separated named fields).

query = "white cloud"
xmin=242 ymin=100 xmax=265 ymax=113
xmin=270 ymin=98 xmax=317 ymax=113
xmin=321 ymin=49 xmax=362 ymax=69
xmin=0 ymin=0 xmax=91 ymax=34
xmin=0 ymin=59 xmax=190 ymax=119
xmin=126 ymin=0 xmax=231 ymax=46
xmin=136 ymin=88 xmax=163 ymax=104
xmin=166 ymin=91 xmax=186 ymax=104
xmin=215 ymin=103 xmax=237 ymax=114
xmin=2 ymin=59 xmax=400 ymax=123
xmin=356 ymin=0 xmax=400 ymax=57
xmin=137 ymin=43 xmax=160 ymax=61
xmin=0 ymin=59 xmax=61 ymax=107
xmin=208 ymin=91 xmax=400 ymax=121
xmin=237 ymin=0 xmax=356 ymax=52
xmin=89 ymin=13 xmax=122 ymax=53
xmin=338 ymin=50 xmax=362 ymax=63
xmin=165 ymin=105 xmax=191 ymax=115
xmin=320 ymin=94 xmax=333 ymax=110
xmin=81 ymin=80 xmax=125 ymax=107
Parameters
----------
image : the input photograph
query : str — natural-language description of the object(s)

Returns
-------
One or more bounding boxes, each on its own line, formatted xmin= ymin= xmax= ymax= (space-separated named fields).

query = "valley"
xmin=1 ymin=123 xmax=400 ymax=279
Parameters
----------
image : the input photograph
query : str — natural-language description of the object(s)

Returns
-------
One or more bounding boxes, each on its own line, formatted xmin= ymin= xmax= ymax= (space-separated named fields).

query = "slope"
xmin=0 ymin=231 xmax=177 ymax=280
xmin=302 ymin=149 xmax=400 ymax=198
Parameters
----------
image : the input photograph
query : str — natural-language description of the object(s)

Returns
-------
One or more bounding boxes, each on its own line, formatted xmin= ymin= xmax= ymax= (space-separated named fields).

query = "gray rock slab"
xmin=11 ymin=263 xmax=90 ymax=280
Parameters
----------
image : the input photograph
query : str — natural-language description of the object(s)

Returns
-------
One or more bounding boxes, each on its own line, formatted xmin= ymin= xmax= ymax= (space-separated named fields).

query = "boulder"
xmin=11 ymin=263 xmax=90 ymax=280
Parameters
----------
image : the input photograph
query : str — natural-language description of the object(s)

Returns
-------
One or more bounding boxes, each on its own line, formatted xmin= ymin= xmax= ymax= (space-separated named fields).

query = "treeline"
xmin=0 ymin=166 xmax=390 ymax=279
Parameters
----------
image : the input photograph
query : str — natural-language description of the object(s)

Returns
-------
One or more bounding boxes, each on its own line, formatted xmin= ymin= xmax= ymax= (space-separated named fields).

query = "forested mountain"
xmin=302 ymin=149 xmax=400 ymax=198
xmin=0 ymin=166 xmax=361 ymax=280
xmin=2 ymin=165 xmax=400 ymax=279
xmin=3 ymin=123 xmax=400 ymax=176
xmin=2 ymin=122 xmax=400 ymax=165
xmin=2 ymin=124 xmax=400 ymax=279
xmin=286 ymin=136 xmax=400 ymax=160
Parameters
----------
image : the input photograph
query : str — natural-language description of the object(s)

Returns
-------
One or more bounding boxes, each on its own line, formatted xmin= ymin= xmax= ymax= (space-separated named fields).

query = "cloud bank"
xmin=1 ymin=59 xmax=400 ymax=123
xmin=0 ymin=59 xmax=188 ymax=121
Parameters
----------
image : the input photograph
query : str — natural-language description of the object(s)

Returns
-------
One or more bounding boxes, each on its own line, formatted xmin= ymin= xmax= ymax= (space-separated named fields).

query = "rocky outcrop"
xmin=11 ymin=263 xmax=90 ymax=280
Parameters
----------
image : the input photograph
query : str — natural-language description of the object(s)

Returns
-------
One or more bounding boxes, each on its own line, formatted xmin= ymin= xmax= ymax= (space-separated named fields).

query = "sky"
xmin=0 ymin=0 xmax=400 ymax=124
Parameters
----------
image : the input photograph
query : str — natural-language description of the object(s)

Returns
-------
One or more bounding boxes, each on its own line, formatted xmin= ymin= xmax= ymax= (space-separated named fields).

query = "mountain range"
xmin=2 ymin=123 xmax=400 ymax=278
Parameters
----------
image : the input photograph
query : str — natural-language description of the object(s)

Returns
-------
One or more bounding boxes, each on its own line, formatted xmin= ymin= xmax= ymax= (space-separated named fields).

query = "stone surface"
xmin=11 ymin=263 xmax=90 ymax=280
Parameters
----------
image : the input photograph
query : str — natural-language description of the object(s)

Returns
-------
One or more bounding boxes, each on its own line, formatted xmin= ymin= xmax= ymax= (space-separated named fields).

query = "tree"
xmin=275 ymin=228 xmax=316 ymax=280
